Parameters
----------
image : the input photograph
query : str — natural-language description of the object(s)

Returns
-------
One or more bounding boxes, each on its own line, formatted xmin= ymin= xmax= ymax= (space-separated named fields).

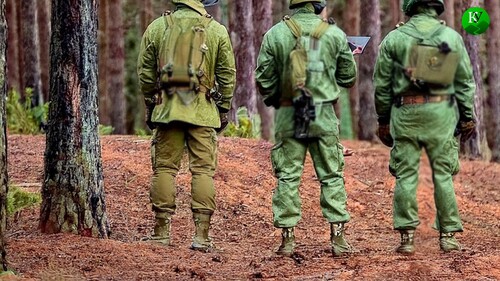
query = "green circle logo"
xmin=462 ymin=7 xmax=490 ymax=35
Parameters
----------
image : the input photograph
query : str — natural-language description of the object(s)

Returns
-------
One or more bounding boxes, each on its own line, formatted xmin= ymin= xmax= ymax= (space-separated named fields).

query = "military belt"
xmin=397 ymin=94 xmax=451 ymax=106
xmin=280 ymin=99 xmax=338 ymax=107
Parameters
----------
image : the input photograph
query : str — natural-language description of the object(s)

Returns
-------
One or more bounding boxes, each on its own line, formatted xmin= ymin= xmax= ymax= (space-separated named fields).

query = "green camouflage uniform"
xmin=373 ymin=7 xmax=475 ymax=232
xmin=137 ymin=0 xmax=236 ymax=218
xmin=255 ymin=4 xmax=357 ymax=228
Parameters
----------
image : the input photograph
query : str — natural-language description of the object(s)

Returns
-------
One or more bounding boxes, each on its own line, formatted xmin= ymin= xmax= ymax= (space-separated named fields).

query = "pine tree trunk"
xmin=253 ymin=0 xmax=274 ymax=140
xmin=389 ymin=0 xmax=404 ymax=27
xmin=37 ymin=0 xmax=51 ymax=102
xmin=40 ymin=0 xmax=109 ymax=238
xmin=106 ymin=0 xmax=126 ymax=134
xmin=343 ymin=0 xmax=360 ymax=137
xmin=229 ymin=0 xmax=257 ymax=119
xmin=486 ymin=0 xmax=500 ymax=162
xmin=21 ymin=0 xmax=43 ymax=106
xmin=0 ymin=0 xmax=9 ymax=271
xmin=5 ymin=0 xmax=19 ymax=92
xmin=358 ymin=0 xmax=380 ymax=141
xmin=98 ymin=0 xmax=110 ymax=126
xmin=139 ymin=0 xmax=153 ymax=33
xmin=15 ymin=0 xmax=23 ymax=97
xmin=443 ymin=0 xmax=455 ymax=29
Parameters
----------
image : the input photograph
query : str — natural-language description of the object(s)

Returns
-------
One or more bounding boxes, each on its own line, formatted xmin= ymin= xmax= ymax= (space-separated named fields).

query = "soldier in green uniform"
xmin=374 ymin=0 xmax=476 ymax=254
xmin=255 ymin=0 xmax=357 ymax=257
xmin=137 ymin=0 xmax=236 ymax=252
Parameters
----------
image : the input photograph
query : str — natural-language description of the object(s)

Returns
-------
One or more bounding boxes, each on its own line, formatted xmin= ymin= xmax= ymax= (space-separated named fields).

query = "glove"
xmin=454 ymin=119 xmax=476 ymax=141
xmin=145 ymin=105 xmax=156 ymax=130
xmin=377 ymin=124 xmax=394 ymax=147
xmin=215 ymin=113 xmax=229 ymax=134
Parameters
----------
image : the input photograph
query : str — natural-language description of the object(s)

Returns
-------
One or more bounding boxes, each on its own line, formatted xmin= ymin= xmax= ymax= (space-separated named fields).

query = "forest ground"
xmin=4 ymin=135 xmax=500 ymax=280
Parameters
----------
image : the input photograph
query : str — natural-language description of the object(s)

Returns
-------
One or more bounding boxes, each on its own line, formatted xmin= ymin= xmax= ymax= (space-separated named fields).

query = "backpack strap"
xmin=163 ymin=10 xmax=174 ymax=28
xmin=283 ymin=15 xmax=302 ymax=39
xmin=310 ymin=21 xmax=330 ymax=40
xmin=397 ymin=22 xmax=446 ymax=44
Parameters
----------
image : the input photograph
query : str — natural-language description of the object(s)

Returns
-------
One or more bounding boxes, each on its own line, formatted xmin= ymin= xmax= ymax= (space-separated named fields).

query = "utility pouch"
xmin=408 ymin=44 xmax=459 ymax=86
xmin=293 ymin=88 xmax=316 ymax=139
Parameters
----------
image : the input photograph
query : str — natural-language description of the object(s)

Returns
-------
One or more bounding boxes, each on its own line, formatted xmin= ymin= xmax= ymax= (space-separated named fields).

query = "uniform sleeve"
xmin=335 ymin=34 xmax=357 ymax=88
xmin=454 ymin=36 xmax=476 ymax=121
xmin=255 ymin=34 xmax=280 ymax=107
xmin=215 ymin=26 xmax=236 ymax=113
xmin=374 ymin=39 xmax=395 ymax=124
xmin=137 ymin=27 xmax=159 ymax=105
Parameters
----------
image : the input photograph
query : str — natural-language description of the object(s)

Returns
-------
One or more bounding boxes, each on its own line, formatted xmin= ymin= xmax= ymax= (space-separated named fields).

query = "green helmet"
xmin=289 ymin=0 xmax=322 ymax=9
xmin=402 ymin=0 xmax=444 ymax=16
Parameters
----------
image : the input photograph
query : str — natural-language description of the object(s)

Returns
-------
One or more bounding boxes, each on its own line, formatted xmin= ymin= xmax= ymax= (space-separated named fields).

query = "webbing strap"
xmin=311 ymin=21 xmax=330 ymax=39
xmin=283 ymin=16 xmax=302 ymax=38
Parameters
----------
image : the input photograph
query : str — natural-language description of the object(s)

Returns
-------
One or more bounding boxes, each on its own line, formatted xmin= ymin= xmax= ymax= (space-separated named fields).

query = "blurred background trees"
xmin=3 ymin=0 xmax=499 ymax=162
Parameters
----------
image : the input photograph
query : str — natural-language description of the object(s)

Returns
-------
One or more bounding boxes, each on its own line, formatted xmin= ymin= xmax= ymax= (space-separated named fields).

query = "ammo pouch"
xmin=293 ymin=88 xmax=316 ymax=139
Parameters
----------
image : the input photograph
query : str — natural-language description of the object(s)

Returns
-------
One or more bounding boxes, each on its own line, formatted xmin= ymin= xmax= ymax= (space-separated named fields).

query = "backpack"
xmin=283 ymin=16 xmax=330 ymax=138
xmin=159 ymin=11 xmax=213 ymax=97
xmin=398 ymin=23 xmax=460 ymax=86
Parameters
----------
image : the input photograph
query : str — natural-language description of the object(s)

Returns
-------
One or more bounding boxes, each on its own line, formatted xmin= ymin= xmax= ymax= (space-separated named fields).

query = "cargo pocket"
xmin=389 ymin=145 xmax=400 ymax=177
xmin=336 ymin=143 xmax=345 ymax=172
xmin=271 ymin=141 xmax=285 ymax=177
xmin=151 ymin=132 xmax=158 ymax=171
xmin=447 ymin=138 xmax=460 ymax=175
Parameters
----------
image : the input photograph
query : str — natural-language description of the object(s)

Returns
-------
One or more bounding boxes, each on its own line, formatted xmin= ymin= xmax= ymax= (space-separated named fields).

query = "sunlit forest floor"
xmin=5 ymin=135 xmax=500 ymax=280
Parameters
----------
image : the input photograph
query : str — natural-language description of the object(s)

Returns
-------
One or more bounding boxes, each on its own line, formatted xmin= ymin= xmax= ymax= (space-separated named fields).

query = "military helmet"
xmin=402 ymin=0 xmax=444 ymax=16
xmin=289 ymin=0 xmax=322 ymax=9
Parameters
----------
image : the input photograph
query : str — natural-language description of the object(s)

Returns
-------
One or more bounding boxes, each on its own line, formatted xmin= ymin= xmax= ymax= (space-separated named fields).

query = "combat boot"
xmin=190 ymin=213 xmax=215 ymax=252
xmin=142 ymin=217 xmax=171 ymax=245
xmin=276 ymin=227 xmax=295 ymax=257
xmin=440 ymin=232 xmax=461 ymax=252
xmin=396 ymin=229 xmax=415 ymax=255
xmin=330 ymin=223 xmax=353 ymax=257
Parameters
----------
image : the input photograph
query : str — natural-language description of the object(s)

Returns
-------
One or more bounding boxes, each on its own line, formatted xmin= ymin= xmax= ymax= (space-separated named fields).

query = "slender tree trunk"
xmin=343 ymin=0 xmax=360 ymax=137
xmin=253 ymin=0 xmax=274 ymax=140
xmin=40 ymin=0 xmax=109 ymax=238
xmin=358 ymin=0 xmax=380 ymax=141
xmin=0 ymin=0 xmax=9 ymax=271
xmin=458 ymin=0 xmax=488 ymax=159
xmin=106 ymin=0 xmax=126 ymax=134
xmin=389 ymin=0 xmax=404 ymax=27
xmin=38 ymin=0 xmax=51 ymax=102
xmin=443 ymin=0 xmax=455 ymax=29
xmin=229 ymin=0 xmax=257 ymax=119
xmin=5 ymin=0 xmax=19 ymax=92
xmin=15 ymin=0 xmax=23 ymax=97
xmin=139 ymin=0 xmax=153 ymax=33
xmin=486 ymin=0 xmax=500 ymax=162
xmin=98 ymin=0 xmax=110 ymax=126
xmin=21 ymin=0 xmax=43 ymax=106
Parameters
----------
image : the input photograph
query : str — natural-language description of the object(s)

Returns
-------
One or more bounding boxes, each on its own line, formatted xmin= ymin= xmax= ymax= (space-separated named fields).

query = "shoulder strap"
xmin=163 ymin=11 xmax=174 ymax=28
xmin=199 ymin=13 xmax=213 ymax=29
xmin=398 ymin=22 xmax=446 ymax=42
xmin=311 ymin=21 xmax=330 ymax=40
xmin=283 ymin=15 xmax=302 ymax=39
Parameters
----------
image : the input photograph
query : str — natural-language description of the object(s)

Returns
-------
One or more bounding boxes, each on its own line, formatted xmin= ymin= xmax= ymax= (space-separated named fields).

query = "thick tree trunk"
xmin=252 ymin=0 xmax=274 ymax=140
xmin=98 ymin=0 xmax=110 ymax=126
xmin=106 ymin=0 xmax=126 ymax=134
xmin=0 ymin=0 xmax=9 ymax=271
xmin=5 ymin=0 xmax=19 ymax=92
xmin=457 ymin=1 xmax=488 ymax=159
xmin=229 ymin=0 xmax=257 ymax=119
xmin=358 ymin=0 xmax=380 ymax=141
xmin=40 ymin=0 xmax=109 ymax=238
xmin=486 ymin=0 xmax=500 ymax=162
xmin=21 ymin=0 xmax=43 ymax=106
xmin=343 ymin=0 xmax=360 ymax=137
xmin=37 ymin=0 xmax=51 ymax=102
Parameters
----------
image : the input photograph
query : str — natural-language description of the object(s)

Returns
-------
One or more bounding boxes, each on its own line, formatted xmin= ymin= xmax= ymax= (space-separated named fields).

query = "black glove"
xmin=145 ymin=105 xmax=156 ymax=130
xmin=454 ymin=119 xmax=476 ymax=141
xmin=377 ymin=123 xmax=394 ymax=147
xmin=215 ymin=113 xmax=228 ymax=134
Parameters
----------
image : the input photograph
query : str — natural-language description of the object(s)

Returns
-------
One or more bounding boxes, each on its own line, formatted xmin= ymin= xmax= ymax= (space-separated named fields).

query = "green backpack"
xmin=399 ymin=23 xmax=460 ymax=86
xmin=159 ymin=11 xmax=213 ymax=96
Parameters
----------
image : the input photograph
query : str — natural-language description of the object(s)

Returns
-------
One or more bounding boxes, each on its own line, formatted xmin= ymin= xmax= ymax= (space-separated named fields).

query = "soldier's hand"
xmin=455 ymin=119 xmax=476 ymax=141
xmin=215 ymin=113 xmax=229 ymax=134
xmin=377 ymin=124 xmax=394 ymax=147
xmin=146 ymin=105 xmax=156 ymax=130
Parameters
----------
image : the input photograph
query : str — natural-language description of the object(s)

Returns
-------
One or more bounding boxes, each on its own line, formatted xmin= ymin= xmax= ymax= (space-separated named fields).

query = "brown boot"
xmin=142 ymin=217 xmax=171 ymax=245
xmin=190 ymin=213 xmax=215 ymax=252
xmin=330 ymin=223 xmax=353 ymax=257
xmin=440 ymin=232 xmax=461 ymax=252
xmin=396 ymin=229 xmax=415 ymax=255
xmin=276 ymin=227 xmax=295 ymax=257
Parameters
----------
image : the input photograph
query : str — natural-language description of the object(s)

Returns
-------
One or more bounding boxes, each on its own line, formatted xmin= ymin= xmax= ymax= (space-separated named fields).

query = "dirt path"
xmin=5 ymin=135 xmax=500 ymax=280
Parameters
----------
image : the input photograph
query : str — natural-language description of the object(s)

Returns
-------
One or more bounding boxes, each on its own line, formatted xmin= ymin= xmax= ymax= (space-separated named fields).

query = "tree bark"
xmin=486 ymin=0 xmax=500 ymax=162
xmin=443 ymin=0 xmax=455 ymax=29
xmin=98 ymin=0 xmax=110 ymax=126
xmin=21 ymin=0 xmax=43 ymax=106
xmin=252 ymin=0 xmax=274 ymax=140
xmin=358 ymin=0 xmax=380 ymax=141
xmin=15 ymin=0 xmax=23 ymax=97
xmin=37 ymin=0 xmax=51 ymax=102
xmin=0 ymin=0 xmax=9 ymax=271
xmin=40 ymin=0 xmax=109 ymax=238
xmin=389 ymin=0 xmax=404 ymax=27
xmin=106 ymin=0 xmax=126 ymax=134
xmin=229 ymin=0 xmax=257 ymax=119
xmin=5 ymin=0 xmax=19 ymax=92
xmin=139 ymin=0 xmax=153 ymax=33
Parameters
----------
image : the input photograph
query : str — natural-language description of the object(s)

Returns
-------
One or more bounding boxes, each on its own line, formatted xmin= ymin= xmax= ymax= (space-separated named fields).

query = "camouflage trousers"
xmin=390 ymin=101 xmax=463 ymax=233
xmin=150 ymin=121 xmax=218 ymax=218
xmin=271 ymin=135 xmax=350 ymax=227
